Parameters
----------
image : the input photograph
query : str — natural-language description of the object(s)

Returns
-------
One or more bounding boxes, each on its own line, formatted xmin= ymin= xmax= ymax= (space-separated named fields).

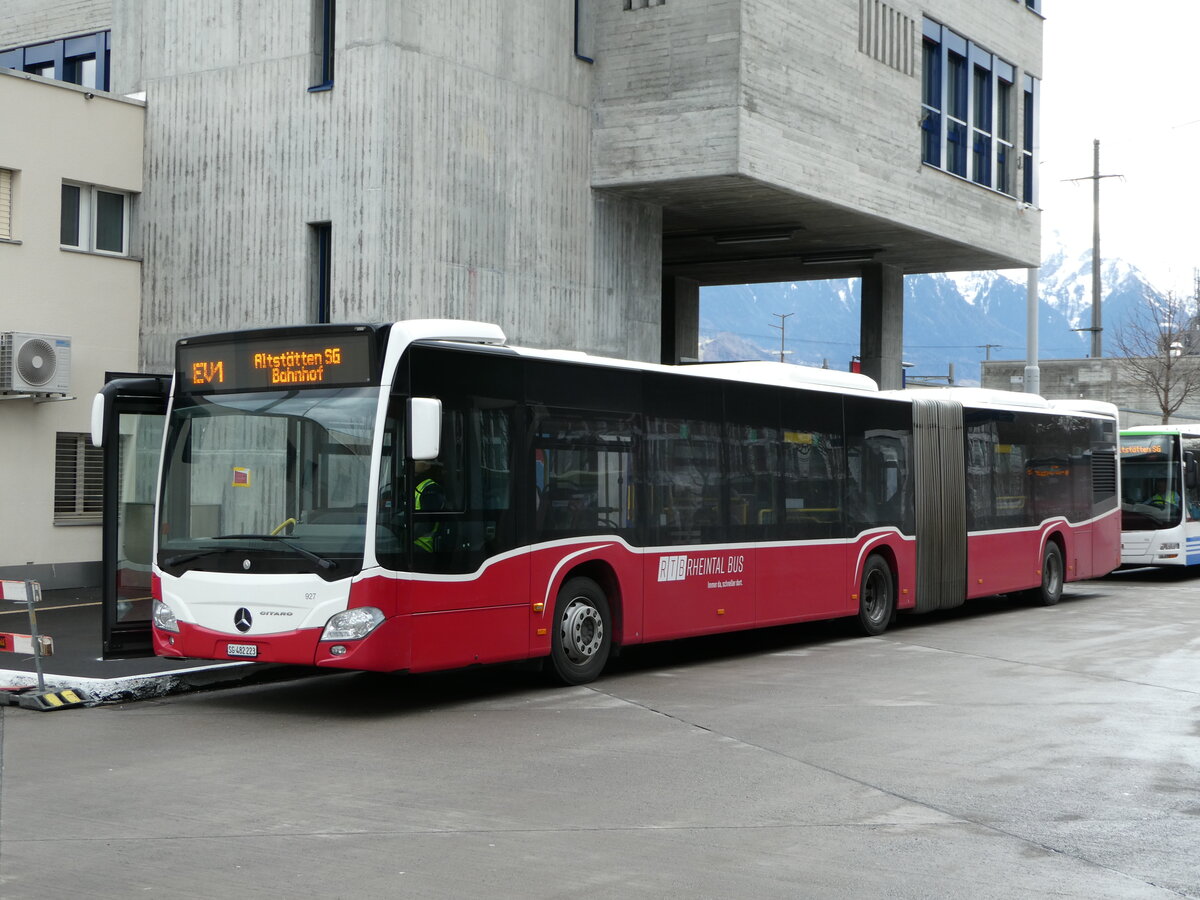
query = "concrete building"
xmin=2 ymin=0 xmax=1045 ymax=586
xmin=0 ymin=70 xmax=144 ymax=586
xmin=5 ymin=0 xmax=1045 ymax=381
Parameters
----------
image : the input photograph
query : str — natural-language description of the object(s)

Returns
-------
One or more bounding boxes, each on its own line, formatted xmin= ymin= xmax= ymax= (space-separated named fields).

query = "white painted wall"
xmin=0 ymin=71 xmax=143 ymax=585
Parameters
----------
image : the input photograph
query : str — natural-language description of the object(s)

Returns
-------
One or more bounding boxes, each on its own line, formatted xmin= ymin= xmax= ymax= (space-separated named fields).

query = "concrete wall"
xmin=981 ymin=357 xmax=1200 ymax=428
xmin=0 ymin=71 xmax=143 ymax=587
xmin=0 ymin=0 xmax=110 ymax=48
xmin=742 ymin=0 xmax=1039 ymax=260
xmin=110 ymin=0 xmax=663 ymax=372
xmin=591 ymin=0 xmax=743 ymax=183
xmin=592 ymin=0 xmax=1043 ymax=270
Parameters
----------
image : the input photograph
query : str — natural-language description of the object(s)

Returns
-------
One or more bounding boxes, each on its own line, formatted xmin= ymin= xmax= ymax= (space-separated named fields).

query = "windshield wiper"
xmin=163 ymin=547 xmax=228 ymax=567
xmin=165 ymin=535 xmax=338 ymax=571
xmin=214 ymin=534 xmax=339 ymax=570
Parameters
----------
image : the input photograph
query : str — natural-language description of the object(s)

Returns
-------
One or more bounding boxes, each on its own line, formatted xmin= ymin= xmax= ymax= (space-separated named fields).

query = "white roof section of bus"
xmin=902 ymin=386 xmax=1118 ymax=421
xmin=1122 ymin=423 xmax=1200 ymax=436
xmin=393 ymin=319 xmax=882 ymax=395
xmin=507 ymin=344 xmax=881 ymax=394
xmin=388 ymin=320 xmax=1127 ymax=418
xmin=1048 ymin=398 xmax=1120 ymax=420
xmin=390 ymin=319 xmax=507 ymax=346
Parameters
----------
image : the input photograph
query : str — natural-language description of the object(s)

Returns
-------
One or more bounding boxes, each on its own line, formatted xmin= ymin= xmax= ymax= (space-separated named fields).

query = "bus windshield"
xmin=158 ymin=386 xmax=381 ymax=576
xmin=1120 ymin=433 xmax=1182 ymax=531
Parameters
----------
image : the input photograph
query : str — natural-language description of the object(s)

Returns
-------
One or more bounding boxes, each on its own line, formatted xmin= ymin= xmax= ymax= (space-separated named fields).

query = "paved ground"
xmin=0 ymin=567 xmax=1197 ymax=898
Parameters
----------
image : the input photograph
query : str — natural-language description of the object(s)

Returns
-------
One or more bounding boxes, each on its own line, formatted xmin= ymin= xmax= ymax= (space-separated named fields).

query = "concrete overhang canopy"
xmin=601 ymin=175 xmax=1037 ymax=285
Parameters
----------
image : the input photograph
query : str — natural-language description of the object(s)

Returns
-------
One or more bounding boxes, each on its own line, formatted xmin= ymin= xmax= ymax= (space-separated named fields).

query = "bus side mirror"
xmin=408 ymin=397 xmax=442 ymax=461
xmin=91 ymin=391 xmax=108 ymax=448
xmin=1186 ymin=452 xmax=1198 ymax=490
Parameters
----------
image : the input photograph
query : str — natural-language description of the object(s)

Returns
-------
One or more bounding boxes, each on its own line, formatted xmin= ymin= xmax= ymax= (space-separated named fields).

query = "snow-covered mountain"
xmin=699 ymin=241 xmax=1166 ymax=385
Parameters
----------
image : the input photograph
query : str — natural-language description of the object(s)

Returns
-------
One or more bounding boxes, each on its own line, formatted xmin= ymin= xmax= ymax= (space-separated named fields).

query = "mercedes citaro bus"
xmin=92 ymin=320 xmax=1121 ymax=684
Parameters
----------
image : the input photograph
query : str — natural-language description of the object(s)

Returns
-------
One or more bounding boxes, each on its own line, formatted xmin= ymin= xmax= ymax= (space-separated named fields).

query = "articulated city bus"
xmin=1119 ymin=425 xmax=1200 ymax=567
xmin=93 ymin=320 xmax=1120 ymax=683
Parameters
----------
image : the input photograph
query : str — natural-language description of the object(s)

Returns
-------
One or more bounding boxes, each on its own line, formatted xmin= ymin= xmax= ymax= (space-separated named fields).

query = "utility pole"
xmin=1065 ymin=139 xmax=1122 ymax=358
xmin=977 ymin=344 xmax=1000 ymax=361
xmin=770 ymin=313 xmax=793 ymax=363
xmin=1025 ymin=268 xmax=1040 ymax=395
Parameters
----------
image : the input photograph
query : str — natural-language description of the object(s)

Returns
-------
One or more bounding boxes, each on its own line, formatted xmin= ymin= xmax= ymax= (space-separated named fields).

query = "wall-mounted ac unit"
xmin=0 ymin=333 xmax=72 ymax=395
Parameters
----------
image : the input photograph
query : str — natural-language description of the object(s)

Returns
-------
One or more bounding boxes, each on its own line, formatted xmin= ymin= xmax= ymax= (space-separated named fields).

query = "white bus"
xmin=1119 ymin=425 xmax=1200 ymax=566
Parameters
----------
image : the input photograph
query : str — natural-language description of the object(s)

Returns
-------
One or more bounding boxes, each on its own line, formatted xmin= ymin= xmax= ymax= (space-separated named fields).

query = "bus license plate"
xmin=227 ymin=643 xmax=258 ymax=658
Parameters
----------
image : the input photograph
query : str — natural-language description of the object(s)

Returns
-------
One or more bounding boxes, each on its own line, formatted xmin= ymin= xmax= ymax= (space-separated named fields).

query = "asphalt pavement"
xmin=0 ymin=566 xmax=1197 ymax=898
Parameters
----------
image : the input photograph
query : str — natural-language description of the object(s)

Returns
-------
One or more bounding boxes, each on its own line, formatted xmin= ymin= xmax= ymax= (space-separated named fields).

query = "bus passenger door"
xmin=92 ymin=375 xmax=170 ymax=658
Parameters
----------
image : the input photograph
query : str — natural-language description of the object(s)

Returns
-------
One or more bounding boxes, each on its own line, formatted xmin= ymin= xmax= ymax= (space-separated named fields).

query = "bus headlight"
xmin=321 ymin=607 xmax=385 ymax=641
xmin=152 ymin=600 xmax=180 ymax=633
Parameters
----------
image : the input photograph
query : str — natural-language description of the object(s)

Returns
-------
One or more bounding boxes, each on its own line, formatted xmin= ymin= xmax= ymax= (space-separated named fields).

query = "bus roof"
xmin=479 ymin=343 xmax=882 ymax=395
xmin=1122 ymin=423 xmax=1200 ymax=436
xmin=899 ymin=386 xmax=1118 ymax=421
xmin=393 ymin=320 xmax=1116 ymax=417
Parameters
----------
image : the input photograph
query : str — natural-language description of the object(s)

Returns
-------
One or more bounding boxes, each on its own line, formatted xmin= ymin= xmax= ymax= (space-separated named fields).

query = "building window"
xmin=309 ymin=0 xmax=335 ymax=91
xmin=61 ymin=182 xmax=131 ymax=256
xmin=0 ymin=31 xmax=110 ymax=91
xmin=310 ymin=222 xmax=332 ymax=322
xmin=922 ymin=19 xmax=1023 ymax=197
xmin=996 ymin=76 xmax=1014 ymax=194
xmin=55 ymin=433 xmax=103 ymax=524
xmin=1022 ymin=74 xmax=1039 ymax=204
xmin=0 ymin=168 xmax=12 ymax=240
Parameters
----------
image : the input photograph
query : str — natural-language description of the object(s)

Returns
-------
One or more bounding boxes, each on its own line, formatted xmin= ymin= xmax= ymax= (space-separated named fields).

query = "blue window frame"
xmin=1022 ymin=75 xmax=1038 ymax=204
xmin=921 ymin=19 xmax=1028 ymax=199
xmin=310 ymin=222 xmax=332 ymax=323
xmin=309 ymin=0 xmax=335 ymax=92
xmin=0 ymin=31 xmax=110 ymax=91
xmin=920 ymin=33 xmax=941 ymax=166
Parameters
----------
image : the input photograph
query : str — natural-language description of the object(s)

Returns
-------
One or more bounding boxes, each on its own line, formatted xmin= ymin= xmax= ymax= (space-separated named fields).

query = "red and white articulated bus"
xmin=92 ymin=320 xmax=1120 ymax=684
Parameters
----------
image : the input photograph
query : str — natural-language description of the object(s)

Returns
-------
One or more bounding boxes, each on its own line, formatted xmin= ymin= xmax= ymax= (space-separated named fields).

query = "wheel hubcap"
xmin=560 ymin=598 xmax=603 ymax=664
xmin=863 ymin=572 xmax=888 ymax=623
xmin=1047 ymin=554 xmax=1062 ymax=593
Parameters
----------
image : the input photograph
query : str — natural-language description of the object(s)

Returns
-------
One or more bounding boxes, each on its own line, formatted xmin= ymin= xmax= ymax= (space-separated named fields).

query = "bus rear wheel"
xmin=1027 ymin=541 xmax=1064 ymax=606
xmin=857 ymin=555 xmax=894 ymax=636
xmin=548 ymin=577 xmax=612 ymax=685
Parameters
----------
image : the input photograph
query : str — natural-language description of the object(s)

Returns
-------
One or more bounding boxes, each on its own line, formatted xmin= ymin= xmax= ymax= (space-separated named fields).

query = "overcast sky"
xmin=1038 ymin=1 xmax=1200 ymax=297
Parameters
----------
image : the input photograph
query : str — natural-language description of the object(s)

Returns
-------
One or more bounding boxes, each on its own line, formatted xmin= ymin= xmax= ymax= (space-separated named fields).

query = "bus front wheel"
xmin=548 ymin=577 xmax=612 ymax=685
xmin=857 ymin=555 xmax=894 ymax=636
xmin=1027 ymin=542 xmax=1064 ymax=606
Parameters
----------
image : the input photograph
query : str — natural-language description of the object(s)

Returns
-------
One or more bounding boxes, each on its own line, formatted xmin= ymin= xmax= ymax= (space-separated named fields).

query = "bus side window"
xmin=533 ymin=410 xmax=635 ymax=540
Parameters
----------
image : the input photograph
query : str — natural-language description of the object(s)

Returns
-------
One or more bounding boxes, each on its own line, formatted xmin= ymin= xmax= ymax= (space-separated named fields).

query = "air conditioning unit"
xmin=0 ymin=333 xmax=72 ymax=395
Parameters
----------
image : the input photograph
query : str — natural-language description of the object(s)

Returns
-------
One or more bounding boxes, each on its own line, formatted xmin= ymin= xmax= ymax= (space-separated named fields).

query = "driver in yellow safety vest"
xmin=1148 ymin=479 xmax=1181 ymax=508
xmin=413 ymin=460 xmax=445 ymax=552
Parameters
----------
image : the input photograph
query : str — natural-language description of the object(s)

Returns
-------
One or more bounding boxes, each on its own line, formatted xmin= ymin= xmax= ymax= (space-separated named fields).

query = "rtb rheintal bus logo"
xmin=657 ymin=553 xmax=745 ymax=582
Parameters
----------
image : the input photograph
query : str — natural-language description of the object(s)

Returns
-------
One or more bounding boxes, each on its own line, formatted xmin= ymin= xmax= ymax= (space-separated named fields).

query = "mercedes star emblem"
xmin=234 ymin=607 xmax=253 ymax=633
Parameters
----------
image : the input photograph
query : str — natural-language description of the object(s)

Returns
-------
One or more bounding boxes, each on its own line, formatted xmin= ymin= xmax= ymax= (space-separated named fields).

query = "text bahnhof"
xmin=253 ymin=348 xmax=344 ymax=385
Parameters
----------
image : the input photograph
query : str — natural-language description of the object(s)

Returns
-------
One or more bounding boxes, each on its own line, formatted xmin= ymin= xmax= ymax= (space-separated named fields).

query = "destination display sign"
xmin=177 ymin=332 xmax=376 ymax=392
xmin=1120 ymin=435 xmax=1171 ymax=457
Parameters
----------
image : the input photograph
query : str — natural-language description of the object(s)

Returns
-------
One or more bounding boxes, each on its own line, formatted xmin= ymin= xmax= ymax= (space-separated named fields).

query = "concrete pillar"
xmin=661 ymin=276 xmax=700 ymax=364
xmin=859 ymin=263 xmax=904 ymax=390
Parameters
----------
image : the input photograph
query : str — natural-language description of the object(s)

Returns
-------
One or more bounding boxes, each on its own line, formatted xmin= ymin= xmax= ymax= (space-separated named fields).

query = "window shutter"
xmin=54 ymin=433 xmax=104 ymax=523
xmin=0 ymin=169 xmax=11 ymax=240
